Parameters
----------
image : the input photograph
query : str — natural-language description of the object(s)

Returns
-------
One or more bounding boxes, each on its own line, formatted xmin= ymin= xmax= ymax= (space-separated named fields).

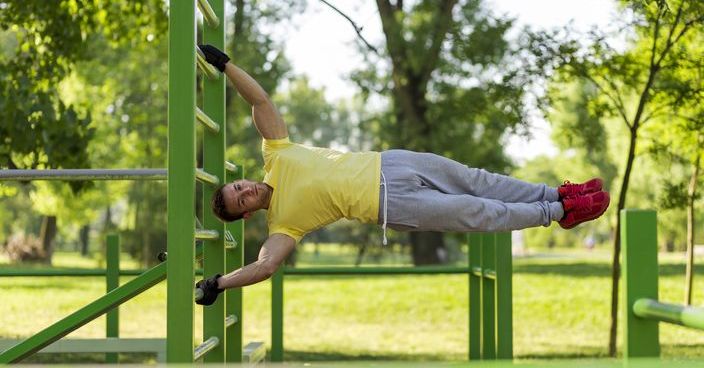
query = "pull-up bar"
xmin=0 ymin=169 xmax=167 ymax=181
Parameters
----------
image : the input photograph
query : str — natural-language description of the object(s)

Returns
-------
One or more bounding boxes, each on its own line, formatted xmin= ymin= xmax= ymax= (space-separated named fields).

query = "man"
xmin=195 ymin=45 xmax=610 ymax=305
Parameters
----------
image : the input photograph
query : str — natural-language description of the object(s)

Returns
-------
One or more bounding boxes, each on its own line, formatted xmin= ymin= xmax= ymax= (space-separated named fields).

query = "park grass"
xmin=2 ymin=247 xmax=704 ymax=363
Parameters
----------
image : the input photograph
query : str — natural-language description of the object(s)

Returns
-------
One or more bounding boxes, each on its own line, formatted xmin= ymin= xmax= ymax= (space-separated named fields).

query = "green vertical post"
xmin=622 ymin=209 xmax=660 ymax=358
xmin=106 ymin=234 xmax=120 ymax=363
xmin=225 ymin=166 xmax=244 ymax=362
xmin=467 ymin=233 xmax=481 ymax=360
xmin=495 ymin=232 xmax=512 ymax=359
xmin=202 ymin=0 xmax=226 ymax=362
xmin=167 ymin=0 xmax=197 ymax=362
xmin=271 ymin=268 xmax=284 ymax=361
xmin=481 ymin=233 xmax=496 ymax=359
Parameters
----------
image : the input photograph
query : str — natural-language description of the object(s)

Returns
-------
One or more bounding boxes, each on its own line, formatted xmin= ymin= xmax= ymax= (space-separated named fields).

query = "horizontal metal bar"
xmin=633 ymin=298 xmax=704 ymax=330
xmin=471 ymin=267 xmax=483 ymax=278
xmin=193 ymin=336 xmax=219 ymax=360
xmin=0 ymin=169 xmax=166 ymax=181
xmin=0 ymin=263 xmax=167 ymax=363
xmin=483 ymin=269 xmax=496 ymax=280
xmin=283 ymin=266 xmax=471 ymax=276
xmin=195 ymin=168 xmax=219 ymax=186
xmin=196 ymin=0 xmax=220 ymax=28
xmin=196 ymin=107 xmax=220 ymax=133
xmin=225 ymin=314 xmax=238 ymax=328
xmin=225 ymin=161 xmax=238 ymax=174
xmin=196 ymin=48 xmax=220 ymax=80
xmin=0 ymin=269 xmax=205 ymax=277
xmin=195 ymin=229 xmax=219 ymax=240
xmin=0 ymin=338 xmax=165 ymax=354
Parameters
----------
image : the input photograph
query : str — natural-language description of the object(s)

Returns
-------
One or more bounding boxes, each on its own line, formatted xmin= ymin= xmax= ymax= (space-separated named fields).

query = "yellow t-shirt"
xmin=262 ymin=137 xmax=381 ymax=242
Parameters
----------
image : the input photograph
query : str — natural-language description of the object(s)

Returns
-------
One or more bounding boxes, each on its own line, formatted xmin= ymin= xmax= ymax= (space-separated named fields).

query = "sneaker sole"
xmin=560 ymin=193 xmax=611 ymax=229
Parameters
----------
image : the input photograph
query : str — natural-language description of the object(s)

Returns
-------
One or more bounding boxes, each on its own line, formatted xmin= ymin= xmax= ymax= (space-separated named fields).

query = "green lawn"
xmin=2 ymin=247 xmax=704 ymax=363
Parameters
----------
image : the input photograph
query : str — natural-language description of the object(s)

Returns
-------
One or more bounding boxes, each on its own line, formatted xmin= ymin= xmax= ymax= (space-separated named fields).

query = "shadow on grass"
xmin=513 ymin=263 xmax=704 ymax=278
xmin=283 ymin=350 xmax=451 ymax=362
xmin=17 ymin=352 xmax=156 ymax=364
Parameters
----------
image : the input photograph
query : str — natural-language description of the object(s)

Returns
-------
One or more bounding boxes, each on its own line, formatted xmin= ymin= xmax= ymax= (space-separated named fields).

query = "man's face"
xmin=222 ymin=179 xmax=268 ymax=219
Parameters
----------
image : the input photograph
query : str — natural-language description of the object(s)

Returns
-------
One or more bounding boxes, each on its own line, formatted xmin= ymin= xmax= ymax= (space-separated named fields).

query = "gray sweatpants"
xmin=378 ymin=150 xmax=564 ymax=232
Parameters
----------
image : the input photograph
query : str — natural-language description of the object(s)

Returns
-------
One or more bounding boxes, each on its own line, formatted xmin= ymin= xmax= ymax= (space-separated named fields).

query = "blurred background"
xmin=0 ymin=0 xmax=702 ymax=363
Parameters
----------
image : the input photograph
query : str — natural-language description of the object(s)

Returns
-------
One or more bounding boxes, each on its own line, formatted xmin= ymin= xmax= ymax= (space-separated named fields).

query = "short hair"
xmin=211 ymin=184 xmax=243 ymax=222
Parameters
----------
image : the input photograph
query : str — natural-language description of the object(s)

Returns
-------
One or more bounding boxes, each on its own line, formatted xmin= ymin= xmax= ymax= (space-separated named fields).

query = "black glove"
xmin=195 ymin=274 xmax=224 ymax=306
xmin=198 ymin=44 xmax=230 ymax=72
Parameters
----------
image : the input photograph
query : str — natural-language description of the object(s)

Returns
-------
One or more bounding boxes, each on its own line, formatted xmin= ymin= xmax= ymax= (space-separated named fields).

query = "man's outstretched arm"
xmin=199 ymin=44 xmax=287 ymax=140
xmin=218 ymin=233 xmax=295 ymax=289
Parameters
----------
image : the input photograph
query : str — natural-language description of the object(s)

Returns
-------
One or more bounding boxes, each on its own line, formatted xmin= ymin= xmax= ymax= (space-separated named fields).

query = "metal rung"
xmin=196 ymin=168 xmax=219 ymax=186
xmin=196 ymin=107 xmax=220 ymax=133
xmin=195 ymin=229 xmax=219 ymax=240
xmin=471 ymin=267 xmax=483 ymax=278
xmin=196 ymin=0 xmax=219 ymax=28
xmin=226 ymin=314 xmax=238 ymax=328
xmin=0 ymin=169 xmax=167 ymax=181
xmin=225 ymin=161 xmax=238 ymax=174
xmin=483 ymin=269 xmax=496 ymax=279
xmin=193 ymin=336 xmax=219 ymax=360
xmin=196 ymin=48 xmax=220 ymax=80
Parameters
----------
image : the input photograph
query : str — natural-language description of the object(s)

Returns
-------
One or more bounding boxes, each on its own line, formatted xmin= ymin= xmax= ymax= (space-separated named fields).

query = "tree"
xmin=353 ymin=0 xmax=535 ymax=264
xmin=530 ymin=0 xmax=704 ymax=355
xmin=0 ymin=0 xmax=167 ymax=262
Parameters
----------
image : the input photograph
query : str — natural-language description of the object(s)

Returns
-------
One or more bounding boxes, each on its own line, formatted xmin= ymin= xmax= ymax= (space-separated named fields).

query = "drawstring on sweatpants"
xmin=381 ymin=171 xmax=388 ymax=246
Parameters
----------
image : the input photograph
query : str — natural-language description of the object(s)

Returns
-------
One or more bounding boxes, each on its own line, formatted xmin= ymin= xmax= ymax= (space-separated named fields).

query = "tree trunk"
xmin=39 ymin=215 xmax=57 ymax=264
xmin=608 ymin=126 xmax=639 ymax=356
xmin=410 ymin=232 xmax=446 ymax=265
xmin=684 ymin=153 xmax=700 ymax=306
xmin=79 ymin=224 xmax=90 ymax=257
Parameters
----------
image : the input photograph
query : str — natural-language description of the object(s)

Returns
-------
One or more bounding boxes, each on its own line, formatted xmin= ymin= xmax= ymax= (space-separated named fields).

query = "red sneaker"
xmin=558 ymin=178 xmax=603 ymax=199
xmin=559 ymin=191 xmax=610 ymax=229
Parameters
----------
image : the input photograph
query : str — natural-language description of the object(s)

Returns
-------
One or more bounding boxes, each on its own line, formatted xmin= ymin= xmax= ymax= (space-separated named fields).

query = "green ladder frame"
xmin=269 ymin=232 xmax=513 ymax=361
xmin=622 ymin=209 xmax=704 ymax=358
xmin=0 ymin=0 xmax=249 ymax=364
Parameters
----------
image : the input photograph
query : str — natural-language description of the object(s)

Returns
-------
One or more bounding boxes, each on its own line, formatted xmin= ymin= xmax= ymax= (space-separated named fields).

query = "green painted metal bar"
xmin=225 ymin=165 xmax=244 ymax=362
xmin=622 ymin=209 xmax=660 ymax=358
xmin=0 ymin=262 xmax=167 ymax=363
xmin=0 ymin=269 xmax=146 ymax=277
xmin=167 ymin=0 xmax=197 ymax=362
xmin=468 ymin=233 xmax=481 ymax=360
xmin=271 ymin=267 xmax=284 ymax=362
xmin=196 ymin=0 xmax=220 ymax=27
xmin=196 ymin=48 xmax=220 ymax=80
xmin=495 ymin=232 xmax=512 ymax=359
xmin=193 ymin=337 xmax=220 ymax=360
xmin=0 ymin=169 xmax=166 ymax=181
xmin=483 ymin=269 xmax=496 ymax=279
xmin=196 ymin=168 xmax=220 ymax=186
xmin=225 ymin=161 xmax=238 ymax=173
xmin=283 ymin=266 xmax=471 ymax=275
xmin=225 ymin=314 xmax=238 ymax=328
xmin=105 ymin=234 xmax=120 ymax=363
xmin=195 ymin=229 xmax=219 ymax=240
xmin=634 ymin=298 xmax=704 ymax=330
xmin=196 ymin=107 xmax=220 ymax=133
xmin=202 ymin=0 xmax=227 ymax=360
xmin=481 ymin=233 xmax=496 ymax=359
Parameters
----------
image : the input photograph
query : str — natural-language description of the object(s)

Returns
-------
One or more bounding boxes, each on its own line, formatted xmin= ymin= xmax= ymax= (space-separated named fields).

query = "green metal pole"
xmin=633 ymin=298 xmax=704 ymax=329
xmin=481 ymin=233 xmax=496 ymax=359
xmin=106 ymin=234 xmax=120 ymax=363
xmin=271 ymin=268 xmax=284 ymax=361
xmin=0 ymin=263 xmax=167 ymax=363
xmin=468 ymin=233 xmax=481 ymax=360
xmin=495 ymin=232 xmax=512 ymax=359
xmin=167 ymin=0 xmax=197 ymax=362
xmin=621 ymin=209 xmax=660 ymax=358
xmin=226 ymin=166 xmax=244 ymax=362
xmin=202 ymin=0 xmax=226 ymax=362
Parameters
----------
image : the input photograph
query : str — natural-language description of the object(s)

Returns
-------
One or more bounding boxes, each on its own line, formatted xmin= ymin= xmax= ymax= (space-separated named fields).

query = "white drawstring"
xmin=380 ymin=171 xmax=388 ymax=246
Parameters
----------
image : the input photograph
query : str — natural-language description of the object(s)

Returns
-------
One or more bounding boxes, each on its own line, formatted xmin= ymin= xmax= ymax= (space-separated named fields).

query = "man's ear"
xmin=242 ymin=212 xmax=252 ymax=220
